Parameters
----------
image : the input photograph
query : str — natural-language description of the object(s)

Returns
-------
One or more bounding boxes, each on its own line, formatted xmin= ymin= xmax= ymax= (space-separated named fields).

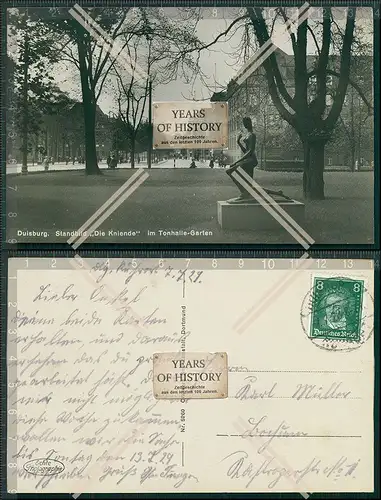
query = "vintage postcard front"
xmin=7 ymin=258 xmax=374 ymax=493
xmin=5 ymin=6 xmax=375 ymax=246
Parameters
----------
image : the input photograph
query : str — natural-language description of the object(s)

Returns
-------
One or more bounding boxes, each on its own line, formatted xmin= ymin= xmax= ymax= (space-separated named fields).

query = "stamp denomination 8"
xmin=316 ymin=280 xmax=324 ymax=290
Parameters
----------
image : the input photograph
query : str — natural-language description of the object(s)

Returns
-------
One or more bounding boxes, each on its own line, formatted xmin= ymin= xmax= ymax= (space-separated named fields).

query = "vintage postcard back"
xmin=7 ymin=258 xmax=374 ymax=493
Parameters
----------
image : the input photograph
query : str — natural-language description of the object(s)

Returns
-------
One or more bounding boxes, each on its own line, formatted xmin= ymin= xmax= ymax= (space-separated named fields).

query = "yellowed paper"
xmin=7 ymin=258 xmax=374 ymax=493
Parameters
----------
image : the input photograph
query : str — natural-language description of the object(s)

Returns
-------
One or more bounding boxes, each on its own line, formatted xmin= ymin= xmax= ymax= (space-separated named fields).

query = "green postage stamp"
xmin=310 ymin=277 xmax=364 ymax=342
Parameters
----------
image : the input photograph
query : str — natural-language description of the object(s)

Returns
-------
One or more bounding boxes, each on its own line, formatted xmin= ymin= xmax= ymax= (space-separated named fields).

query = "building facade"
xmin=211 ymin=49 xmax=373 ymax=170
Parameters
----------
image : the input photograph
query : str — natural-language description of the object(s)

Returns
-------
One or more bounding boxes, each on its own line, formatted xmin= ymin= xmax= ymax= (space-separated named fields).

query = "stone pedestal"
xmin=217 ymin=200 xmax=305 ymax=230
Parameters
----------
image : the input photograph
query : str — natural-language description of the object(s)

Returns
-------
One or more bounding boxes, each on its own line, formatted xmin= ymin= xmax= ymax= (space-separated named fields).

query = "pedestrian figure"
xmin=209 ymin=158 xmax=214 ymax=169
xmin=109 ymin=152 xmax=118 ymax=170
xmin=190 ymin=159 xmax=197 ymax=168
xmin=43 ymin=156 xmax=50 ymax=171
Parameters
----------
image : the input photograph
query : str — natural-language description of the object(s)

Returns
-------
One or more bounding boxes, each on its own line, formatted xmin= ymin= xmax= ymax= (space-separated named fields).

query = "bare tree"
xmin=114 ymin=36 xmax=151 ymax=169
xmin=49 ymin=7 xmax=133 ymax=174
xmin=245 ymin=7 xmax=360 ymax=199
xmin=50 ymin=7 xmax=205 ymax=173
xmin=177 ymin=6 xmax=373 ymax=199
xmin=111 ymin=7 xmax=208 ymax=167
xmin=8 ymin=9 xmax=59 ymax=173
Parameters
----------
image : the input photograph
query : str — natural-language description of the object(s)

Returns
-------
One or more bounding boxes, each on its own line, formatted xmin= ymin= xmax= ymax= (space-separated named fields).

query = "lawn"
xmin=6 ymin=168 xmax=374 ymax=245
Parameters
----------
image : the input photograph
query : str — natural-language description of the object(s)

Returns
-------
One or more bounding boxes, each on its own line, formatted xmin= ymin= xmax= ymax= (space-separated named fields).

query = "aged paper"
xmin=7 ymin=258 xmax=374 ymax=493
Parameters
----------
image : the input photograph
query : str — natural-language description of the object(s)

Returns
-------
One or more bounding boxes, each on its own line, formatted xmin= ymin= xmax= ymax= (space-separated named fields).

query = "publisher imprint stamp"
xmin=153 ymin=352 xmax=228 ymax=399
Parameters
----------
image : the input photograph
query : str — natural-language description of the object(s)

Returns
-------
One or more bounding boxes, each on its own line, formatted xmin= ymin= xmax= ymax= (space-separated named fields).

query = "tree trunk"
xmin=260 ymin=142 xmax=265 ymax=168
xmin=303 ymin=139 xmax=326 ymax=200
xmin=247 ymin=7 xmax=356 ymax=201
xmin=21 ymin=36 xmax=29 ymax=174
xmin=262 ymin=111 xmax=267 ymax=169
xmin=45 ymin=127 xmax=48 ymax=156
xmin=77 ymin=33 xmax=101 ymax=175
xmin=349 ymin=89 xmax=355 ymax=172
xmin=130 ymin=138 xmax=136 ymax=169
xmin=357 ymin=114 xmax=362 ymax=171
xmin=55 ymin=132 xmax=58 ymax=161
xmin=350 ymin=144 xmax=356 ymax=172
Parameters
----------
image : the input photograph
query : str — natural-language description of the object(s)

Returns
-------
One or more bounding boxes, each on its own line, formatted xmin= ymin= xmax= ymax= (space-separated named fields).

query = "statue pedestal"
xmin=217 ymin=200 xmax=305 ymax=230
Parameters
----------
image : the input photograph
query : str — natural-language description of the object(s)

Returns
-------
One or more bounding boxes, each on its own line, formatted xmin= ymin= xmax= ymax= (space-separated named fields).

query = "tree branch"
xmin=325 ymin=9 xmax=356 ymax=127
xmin=92 ymin=11 xmax=128 ymax=85
xmin=313 ymin=8 xmax=331 ymax=117
xmin=307 ymin=68 xmax=373 ymax=112
xmin=294 ymin=13 xmax=308 ymax=107
xmin=247 ymin=7 xmax=295 ymax=111
xmin=307 ymin=24 xmax=321 ymax=56
xmin=338 ymin=114 xmax=352 ymax=141
xmin=279 ymin=8 xmax=297 ymax=54
xmin=60 ymin=45 xmax=81 ymax=70
xmin=95 ymin=39 xmax=130 ymax=101
xmin=178 ymin=14 xmax=249 ymax=56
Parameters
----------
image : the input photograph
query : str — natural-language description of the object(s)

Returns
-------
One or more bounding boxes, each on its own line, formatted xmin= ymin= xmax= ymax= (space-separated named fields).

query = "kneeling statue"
xmin=226 ymin=117 xmax=291 ymax=204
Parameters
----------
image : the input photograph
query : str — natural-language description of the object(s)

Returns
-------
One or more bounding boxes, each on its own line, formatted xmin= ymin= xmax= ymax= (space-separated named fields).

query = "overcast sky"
xmin=9 ymin=7 xmax=373 ymax=115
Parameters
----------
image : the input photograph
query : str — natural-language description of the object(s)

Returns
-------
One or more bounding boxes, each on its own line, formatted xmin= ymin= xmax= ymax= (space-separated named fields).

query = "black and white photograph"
xmin=5 ymin=4 xmax=376 ymax=244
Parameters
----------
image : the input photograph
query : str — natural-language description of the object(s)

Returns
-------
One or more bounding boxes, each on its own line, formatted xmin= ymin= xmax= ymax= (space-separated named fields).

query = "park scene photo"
xmin=5 ymin=5 xmax=376 ymax=244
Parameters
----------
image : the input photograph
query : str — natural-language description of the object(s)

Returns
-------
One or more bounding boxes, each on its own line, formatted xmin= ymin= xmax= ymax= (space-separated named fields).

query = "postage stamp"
xmin=309 ymin=277 xmax=364 ymax=342
xmin=153 ymin=352 xmax=228 ymax=399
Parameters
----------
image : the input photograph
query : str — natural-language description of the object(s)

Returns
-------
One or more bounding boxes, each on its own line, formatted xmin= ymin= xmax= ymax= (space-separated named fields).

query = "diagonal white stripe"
xmin=234 ymin=253 xmax=313 ymax=334
xmin=229 ymin=2 xmax=314 ymax=339
xmin=70 ymin=5 xmax=149 ymax=81
xmin=234 ymin=416 xmax=311 ymax=498
xmin=236 ymin=167 xmax=315 ymax=245
xmin=236 ymin=3 xmax=310 ymax=85
xmin=239 ymin=2 xmax=310 ymax=73
xmin=72 ymin=172 xmax=149 ymax=249
xmin=69 ymin=8 xmax=147 ymax=80
xmin=72 ymin=4 xmax=115 ymax=44
xmin=233 ymin=251 xmax=311 ymax=327
xmin=231 ymin=171 xmax=312 ymax=249
xmin=67 ymin=169 xmax=146 ymax=245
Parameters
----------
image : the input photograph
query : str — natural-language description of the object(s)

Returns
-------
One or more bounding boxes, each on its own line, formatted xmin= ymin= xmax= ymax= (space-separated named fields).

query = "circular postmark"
xmin=300 ymin=275 xmax=374 ymax=352
xmin=23 ymin=458 xmax=65 ymax=476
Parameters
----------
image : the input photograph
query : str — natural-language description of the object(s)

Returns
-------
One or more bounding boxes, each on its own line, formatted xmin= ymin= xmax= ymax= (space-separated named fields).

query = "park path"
xmin=6 ymin=158 xmax=222 ymax=174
